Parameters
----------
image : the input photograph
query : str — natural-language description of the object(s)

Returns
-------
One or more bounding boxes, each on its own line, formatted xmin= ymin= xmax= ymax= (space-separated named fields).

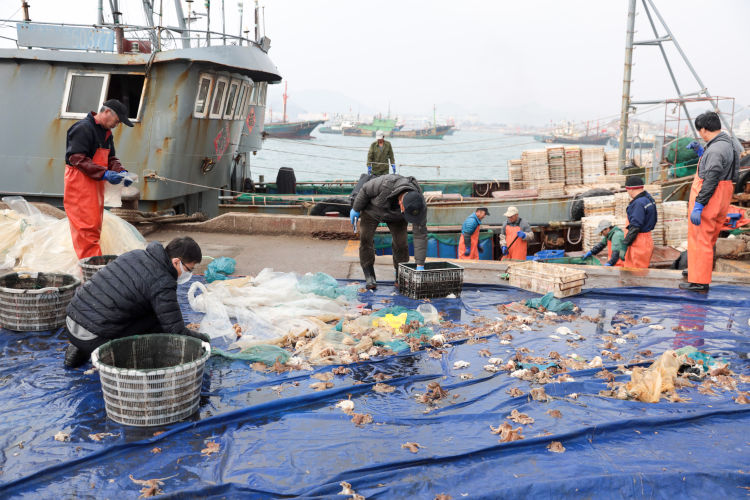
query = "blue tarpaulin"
xmin=1 ymin=280 xmax=749 ymax=498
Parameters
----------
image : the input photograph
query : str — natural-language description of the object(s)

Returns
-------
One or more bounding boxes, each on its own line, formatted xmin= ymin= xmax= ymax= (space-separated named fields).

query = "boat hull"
xmin=264 ymin=120 xmax=325 ymax=139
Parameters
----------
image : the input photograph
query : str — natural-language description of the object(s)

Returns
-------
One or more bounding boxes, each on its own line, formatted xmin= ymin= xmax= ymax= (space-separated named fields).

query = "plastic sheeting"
xmin=1 ymin=281 xmax=750 ymax=498
xmin=0 ymin=197 xmax=146 ymax=278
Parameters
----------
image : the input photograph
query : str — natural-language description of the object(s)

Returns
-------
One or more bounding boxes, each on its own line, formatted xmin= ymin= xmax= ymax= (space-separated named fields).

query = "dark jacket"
xmin=65 ymin=112 xmax=123 ymax=179
xmin=351 ymin=174 xmax=428 ymax=264
xmin=66 ymin=242 xmax=191 ymax=340
xmin=367 ymin=140 xmax=395 ymax=176
xmin=696 ymin=131 xmax=741 ymax=206
xmin=624 ymin=191 xmax=657 ymax=246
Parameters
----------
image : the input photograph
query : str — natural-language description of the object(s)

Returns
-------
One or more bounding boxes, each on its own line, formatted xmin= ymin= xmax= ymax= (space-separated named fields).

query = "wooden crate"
xmin=507 ymin=261 xmax=587 ymax=298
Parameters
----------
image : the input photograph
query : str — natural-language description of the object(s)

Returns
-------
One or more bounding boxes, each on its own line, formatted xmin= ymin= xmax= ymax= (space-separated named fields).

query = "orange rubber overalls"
xmin=607 ymin=239 xmax=625 ymax=267
xmin=63 ymin=131 xmax=110 ymax=260
xmin=458 ymin=229 xmax=480 ymax=260
xmin=687 ymin=177 xmax=733 ymax=285
xmin=505 ymin=225 xmax=527 ymax=260
xmin=624 ymin=231 xmax=653 ymax=268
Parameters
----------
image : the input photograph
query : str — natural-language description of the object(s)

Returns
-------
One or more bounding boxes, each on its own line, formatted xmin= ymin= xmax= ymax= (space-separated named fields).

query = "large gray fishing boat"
xmin=0 ymin=1 xmax=281 ymax=217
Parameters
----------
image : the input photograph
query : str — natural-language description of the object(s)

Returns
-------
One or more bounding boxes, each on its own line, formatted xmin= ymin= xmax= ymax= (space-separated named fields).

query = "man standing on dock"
xmin=680 ymin=112 xmax=741 ymax=292
xmin=64 ymin=99 xmax=133 ymax=259
xmin=499 ymin=206 xmax=533 ymax=260
xmin=350 ymin=174 xmax=427 ymax=289
xmin=623 ymin=176 xmax=657 ymax=268
xmin=459 ymin=207 xmax=489 ymax=259
xmin=367 ymin=130 xmax=395 ymax=176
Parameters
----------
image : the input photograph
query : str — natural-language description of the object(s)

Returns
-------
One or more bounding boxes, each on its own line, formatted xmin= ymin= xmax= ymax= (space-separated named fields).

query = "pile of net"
xmin=0 ymin=196 xmax=146 ymax=278
xmin=192 ymin=270 xmax=439 ymax=366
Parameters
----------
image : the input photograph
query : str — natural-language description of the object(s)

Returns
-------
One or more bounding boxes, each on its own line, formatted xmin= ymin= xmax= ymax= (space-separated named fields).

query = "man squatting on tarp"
xmin=63 ymin=237 xmax=210 ymax=368
xmin=349 ymin=174 xmax=428 ymax=290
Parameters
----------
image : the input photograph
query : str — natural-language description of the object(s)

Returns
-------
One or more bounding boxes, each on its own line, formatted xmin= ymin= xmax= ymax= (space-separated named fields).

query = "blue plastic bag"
xmin=205 ymin=257 xmax=236 ymax=283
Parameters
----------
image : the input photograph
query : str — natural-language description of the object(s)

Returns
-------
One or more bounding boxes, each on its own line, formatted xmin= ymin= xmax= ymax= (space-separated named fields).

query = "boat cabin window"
xmin=235 ymin=81 xmax=250 ymax=119
xmin=62 ymin=71 xmax=145 ymax=122
xmin=258 ymin=82 xmax=267 ymax=106
xmin=209 ymin=76 xmax=229 ymax=119
xmin=223 ymin=80 xmax=240 ymax=119
xmin=193 ymin=73 xmax=214 ymax=118
xmin=105 ymin=74 xmax=145 ymax=121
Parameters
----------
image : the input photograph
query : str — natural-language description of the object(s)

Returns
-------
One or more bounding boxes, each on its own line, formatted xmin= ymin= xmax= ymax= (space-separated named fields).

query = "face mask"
xmin=177 ymin=261 xmax=192 ymax=285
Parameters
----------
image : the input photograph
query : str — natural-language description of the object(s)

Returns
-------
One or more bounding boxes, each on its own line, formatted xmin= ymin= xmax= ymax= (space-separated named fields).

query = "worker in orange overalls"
xmin=64 ymin=99 xmax=133 ymax=259
xmin=680 ymin=111 xmax=741 ymax=292
xmin=499 ymin=206 xmax=533 ymax=260
xmin=459 ymin=207 xmax=489 ymax=260
xmin=622 ymin=176 xmax=657 ymax=268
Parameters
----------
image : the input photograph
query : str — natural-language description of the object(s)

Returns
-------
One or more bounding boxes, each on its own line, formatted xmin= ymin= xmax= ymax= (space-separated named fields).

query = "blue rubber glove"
xmin=477 ymin=243 xmax=485 ymax=253
xmin=391 ymin=164 xmax=396 ymax=174
xmin=464 ymin=248 xmax=471 ymax=256
xmin=501 ymin=246 xmax=508 ymax=256
xmin=350 ymin=209 xmax=360 ymax=233
xmin=416 ymin=265 xmax=424 ymax=271
xmin=367 ymin=165 xmax=372 ymax=175
xmin=690 ymin=202 xmax=704 ymax=226
xmin=517 ymin=231 xmax=526 ymax=239
xmin=102 ymin=170 xmax=124 ymax=185
xmin=686 ymin=140 xmax=704 ymax=157
xmin=583 ymin=251 xmax=593 ymax=259
xmin=604 ymin=262 xmax=612 ymax=267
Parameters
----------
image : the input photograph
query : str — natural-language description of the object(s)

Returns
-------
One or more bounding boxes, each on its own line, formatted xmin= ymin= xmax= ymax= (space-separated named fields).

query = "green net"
xmin=525 ymin=292 xmax=575 ymax=313
xmin=371 ymin=306 xmax=425 ymax=324
xmin=211 ymin=345 xmax=291 ymax=365
xmin=666 ymin=137 xmax=700 ymax=164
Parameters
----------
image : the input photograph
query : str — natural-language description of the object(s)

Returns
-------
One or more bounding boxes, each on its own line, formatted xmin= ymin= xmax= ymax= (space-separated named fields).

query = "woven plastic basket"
xmin=398 ymin=262 xmax=464 ymax=299
xmin=79 ymin=255 xmax=118 ymax=282
xmin=92 ymin=334 xmax=211 ymax=427
xmin=0 ymin=272 xmax=80 ymax=331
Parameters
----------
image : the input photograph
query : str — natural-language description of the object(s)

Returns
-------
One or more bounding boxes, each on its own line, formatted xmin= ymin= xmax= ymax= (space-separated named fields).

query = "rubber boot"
xmin=363 ymin=265 xmax=377 ymax=290
xmin=64 ymin=343 xmax=89 ymax=369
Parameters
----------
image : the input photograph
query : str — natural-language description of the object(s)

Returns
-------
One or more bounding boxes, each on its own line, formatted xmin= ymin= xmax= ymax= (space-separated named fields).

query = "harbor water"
xmin=253 ymin=130 xmax=615 ymax=183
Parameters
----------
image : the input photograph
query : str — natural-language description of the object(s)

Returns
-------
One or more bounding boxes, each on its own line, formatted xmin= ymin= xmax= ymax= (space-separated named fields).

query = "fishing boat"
xmin=263 ymin=81 xmax=325 ymax=139
xmin=0 ymin=1 xmax=281 ymax=217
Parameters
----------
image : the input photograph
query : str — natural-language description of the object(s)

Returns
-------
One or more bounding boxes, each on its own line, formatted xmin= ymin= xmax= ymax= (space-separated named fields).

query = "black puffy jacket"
xmin=66 ymin=242 xmax=191 ymax=339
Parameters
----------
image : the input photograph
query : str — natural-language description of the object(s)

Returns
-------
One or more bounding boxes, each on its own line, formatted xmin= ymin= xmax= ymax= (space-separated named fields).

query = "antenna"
xmin=282 ymin=81 xmax=288 ymax=123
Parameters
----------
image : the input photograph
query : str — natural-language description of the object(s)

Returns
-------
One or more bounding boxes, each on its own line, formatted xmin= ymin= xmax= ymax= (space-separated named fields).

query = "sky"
xmin=1 ymin=0 xmax=748 ymax=125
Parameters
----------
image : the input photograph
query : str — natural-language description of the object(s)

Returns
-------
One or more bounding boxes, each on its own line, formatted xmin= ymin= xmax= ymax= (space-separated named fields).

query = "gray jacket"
xmin=696 ymin=131 xmax=741 ymax=206
xmin=498 ymin=217 xmax=534 ymax=246
xmin=351 ymin=174 xmax=428 ymax=265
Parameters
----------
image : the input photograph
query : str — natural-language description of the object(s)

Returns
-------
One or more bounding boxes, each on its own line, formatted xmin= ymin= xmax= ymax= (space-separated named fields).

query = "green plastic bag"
xmin=211 ymin=345 xmax=291 ymax=365
xmin=297 ymin=272 xmax=358 ymax=300
xmin=206 ymin=257 xmax=236 ymax=283
xmin=525 ymin=292 xmax=575 ymax=313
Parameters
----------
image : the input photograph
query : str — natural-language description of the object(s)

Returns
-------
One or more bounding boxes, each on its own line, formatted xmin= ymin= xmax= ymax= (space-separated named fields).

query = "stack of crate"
xmin=547 ymin=147 xmax=566 ymax=184
xmin=538 ymin=183 xmax=566 ymax=198
xmin=582 ymin=147 xmax=606 ymax=184
xmin=614 ymin=192 xmax=629 ymax=220
xmin=583 ymin=195 xmax=616 ymax=217
xmin=521 ymin=149 xmax=549 ymax=189
xmin=507 ymin=159 xmax=524 ymax=190
xmin=604 ymin=150 xmax=621 ymax=175
xmin=564 ymin=146 xmax=582 ymax=185
xmin=662 ymin=201 xmax=689 ymax=247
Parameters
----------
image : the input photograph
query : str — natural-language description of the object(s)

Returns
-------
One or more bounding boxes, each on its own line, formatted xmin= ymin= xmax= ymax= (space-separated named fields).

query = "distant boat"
xmin=342 ymin=125 xmax=450 ymax=139
xmin=535 ymin=134 xmax=611 ymax=145
xmin=264 ymin=119 xmax=325 ymax=139
xmin=264 ymin=81 xmax=324 ymax=138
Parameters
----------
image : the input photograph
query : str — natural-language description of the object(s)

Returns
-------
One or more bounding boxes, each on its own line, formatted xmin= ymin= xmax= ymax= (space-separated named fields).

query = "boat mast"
xmin=282 ymin=81 xmax=288 ymax=123
xmin=617 ymin=0 xmax=636 ymax=173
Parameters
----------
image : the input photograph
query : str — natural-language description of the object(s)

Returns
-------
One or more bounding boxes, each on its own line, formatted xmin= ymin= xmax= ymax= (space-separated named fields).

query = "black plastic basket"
xmin=79 ymin=255 xmax=118 ymax=282
xmin=397 ymin=262 xmax=464 ymax=299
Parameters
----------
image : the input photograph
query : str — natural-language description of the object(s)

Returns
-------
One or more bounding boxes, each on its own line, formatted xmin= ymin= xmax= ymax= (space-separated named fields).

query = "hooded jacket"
xmin=66 ymin=242 xmax=191 ymax=339
xmin=696 ymin=131 xmax=741 ymax=206
xmin=351 ymin=174 xmax=428 ymax=265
